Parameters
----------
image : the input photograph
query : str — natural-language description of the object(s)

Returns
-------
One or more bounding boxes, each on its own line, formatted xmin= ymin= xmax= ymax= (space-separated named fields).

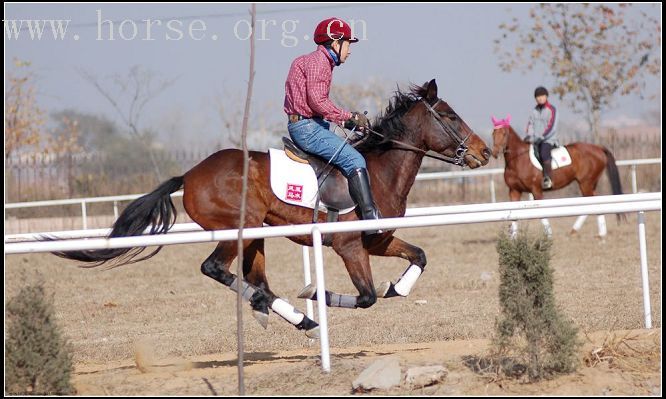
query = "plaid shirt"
xmin=284 ymin=45 xmax=352 ymax=125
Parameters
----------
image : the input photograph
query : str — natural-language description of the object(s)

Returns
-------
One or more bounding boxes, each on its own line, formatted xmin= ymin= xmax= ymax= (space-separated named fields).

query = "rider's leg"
xmin=287 ymin=119 xmax=381 ymax=235
xmin=540 ymin=141 xmax=554 ymax=190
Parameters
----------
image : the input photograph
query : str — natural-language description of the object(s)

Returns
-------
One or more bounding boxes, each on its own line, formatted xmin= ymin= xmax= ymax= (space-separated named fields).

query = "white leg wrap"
xmin=510 ymin=221 xmax=519 ymax=239
xmin=393 ymin=264 xmax=422 ymax=297
xmin=271 ymin=298 xmax=305 ymax=325
xmin=541 ymin=218 xmax=553 ymax=237
xmin=572 ymin=215 xmax=588 ymax=232
xmin=597 ymin=215 xmax=607 ymax=237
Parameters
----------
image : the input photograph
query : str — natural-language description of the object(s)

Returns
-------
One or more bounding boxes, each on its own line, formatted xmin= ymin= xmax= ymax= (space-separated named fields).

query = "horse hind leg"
xmin=243 ymin=240 xmax=320 ymax=338
xmin=201 ymin=241 xmax=318 ymax=337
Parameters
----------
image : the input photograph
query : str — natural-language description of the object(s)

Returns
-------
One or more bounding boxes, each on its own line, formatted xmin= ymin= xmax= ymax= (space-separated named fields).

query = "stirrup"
xmin=542 ymin=177 xmax=553 ymax=190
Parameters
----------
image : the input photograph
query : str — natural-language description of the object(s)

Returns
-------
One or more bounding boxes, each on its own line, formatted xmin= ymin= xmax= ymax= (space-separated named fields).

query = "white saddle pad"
xmin=268 ymin=148 xmax=356 ymax=214
xmin=529 ymin=145 xmax=572 ymax=171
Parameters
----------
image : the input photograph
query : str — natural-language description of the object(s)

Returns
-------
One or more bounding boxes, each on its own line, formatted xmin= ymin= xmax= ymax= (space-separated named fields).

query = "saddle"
xmin=272 ymin=138 xmax=358 ymax=245
xmin=529 ymin=140 xmax=572 ymax=171
xmin=281 ymin=137 xmax=356 ymax=211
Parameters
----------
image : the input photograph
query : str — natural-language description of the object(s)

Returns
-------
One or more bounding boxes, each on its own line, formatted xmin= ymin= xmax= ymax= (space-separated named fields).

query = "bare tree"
xmin=495 ymin=3 xmax=661 ymax=141
xmin=214 ymin=89 xmax=283 ymax=150
xmin=236 ymin=4 xmax=256 ymax=395
xmin=330 ymin=77 xmax=396 ymax=121
xmin=78 ymin=66 xmax=179 ymax=180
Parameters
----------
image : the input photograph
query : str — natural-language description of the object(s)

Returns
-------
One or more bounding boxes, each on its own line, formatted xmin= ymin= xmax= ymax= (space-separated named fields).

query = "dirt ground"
xmin=4 ymin=211 xmax=662 ymax=395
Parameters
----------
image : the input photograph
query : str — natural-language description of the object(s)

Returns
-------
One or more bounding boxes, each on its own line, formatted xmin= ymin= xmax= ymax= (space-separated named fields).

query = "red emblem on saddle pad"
xmin=561 ymin=156 xmax=567 ymax=162
xmin=286 ymin=183 xmax=303 ymax=202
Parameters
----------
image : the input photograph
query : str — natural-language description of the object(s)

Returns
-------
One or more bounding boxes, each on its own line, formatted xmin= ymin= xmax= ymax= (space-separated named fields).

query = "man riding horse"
xmin=283 ymin=17 xmax=381 ymax=235
xmin=524 ymin=86 xmax=558 ymax=190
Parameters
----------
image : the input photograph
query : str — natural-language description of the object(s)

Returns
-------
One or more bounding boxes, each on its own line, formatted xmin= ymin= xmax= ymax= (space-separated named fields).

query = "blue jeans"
xmin=287 ymin=118 xmax=366 ymax=177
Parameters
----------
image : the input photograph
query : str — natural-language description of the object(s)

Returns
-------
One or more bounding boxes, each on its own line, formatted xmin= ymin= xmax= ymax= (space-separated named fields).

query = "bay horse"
xmin=490 ymin=115 xmax=624 ymax=238
xmin=51 ymin=79 xmax=491 ymax=338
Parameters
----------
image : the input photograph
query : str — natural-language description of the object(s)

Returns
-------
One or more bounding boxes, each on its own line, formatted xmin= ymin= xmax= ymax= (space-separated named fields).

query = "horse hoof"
xmin=252 ymin=310 xmax=269 ymax=329
xmin=377 ymin=281 xmax=391 ymax=297
xmin=305 ymin=326 xmax=320 ymax=339
xmin=297 ymin=284 xmax=316 ymax=299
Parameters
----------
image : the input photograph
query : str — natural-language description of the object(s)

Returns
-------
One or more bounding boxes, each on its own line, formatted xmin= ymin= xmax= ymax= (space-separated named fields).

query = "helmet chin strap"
xmin=327 ymin=40 xmax=343 ymax=66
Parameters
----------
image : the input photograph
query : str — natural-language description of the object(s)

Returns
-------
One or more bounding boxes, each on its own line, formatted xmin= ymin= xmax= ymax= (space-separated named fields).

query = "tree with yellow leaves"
xmin=5 ymin=59 xmax=44 ymax=161
xmin=495 ymin=4 xmax=661 ymax=141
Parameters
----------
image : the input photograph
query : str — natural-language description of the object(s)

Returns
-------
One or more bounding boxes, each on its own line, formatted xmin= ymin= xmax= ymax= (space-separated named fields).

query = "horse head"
xmin=490 ymin=114 xmax=513 ymax=158
xmin=407 ymin=79 xmax=491 ymax=168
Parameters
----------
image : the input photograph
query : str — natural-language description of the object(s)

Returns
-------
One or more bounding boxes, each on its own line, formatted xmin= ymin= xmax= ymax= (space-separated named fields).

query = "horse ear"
xmin=426 ymin=79 xmax=438 ymax=101
xmin=491 ymin=116 xmax=499 ymax=125
xmin=506 ymin=114 xmax=511 ymax=124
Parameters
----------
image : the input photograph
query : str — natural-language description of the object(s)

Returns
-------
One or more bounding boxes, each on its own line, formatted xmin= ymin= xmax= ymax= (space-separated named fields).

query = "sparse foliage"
xmin=5 ymin=59 xmax=45 ymax=160
xmin=495 ymin=4 xmax=661 ymax=141
xmin=492 ymin=231 xmax=581 ymax=381
xmin=5 ymin=279 xmax=75 ymax=395
xmin=78 ymin=65 xmax=179 ymax=180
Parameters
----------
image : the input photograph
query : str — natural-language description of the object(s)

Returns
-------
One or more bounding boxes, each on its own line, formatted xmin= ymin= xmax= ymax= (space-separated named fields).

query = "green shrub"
xmin=493 ymin=230 xmax=581 ymax=381
xmin=5 ymin=280 xmax=74 ymax=395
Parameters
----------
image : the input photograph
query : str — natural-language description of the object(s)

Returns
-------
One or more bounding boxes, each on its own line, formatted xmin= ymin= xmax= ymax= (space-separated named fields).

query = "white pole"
xmin=509 ymin=221 xmax=518 ymax=239
xmin=489 ymin=177 xmax=496 ymax=203
xmin=311 ymin=228 xmax=330 ymax=372
xmin=81 ymin=201 xmax=87 ymax=230
xmin=541 ymin=218 xmax=553 ymax=237
xmin=631 ymin=164 xmax=638 ymax=194
xmin=302 ymin=246 xmax=314 ymax=320
xmin=637 ymin=211 xmax=652 ymax=328
xmin=113 ymin=200 xmax=119 ymax=219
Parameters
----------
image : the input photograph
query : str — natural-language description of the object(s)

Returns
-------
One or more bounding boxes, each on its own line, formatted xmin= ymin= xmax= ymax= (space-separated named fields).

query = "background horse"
xmin=50 ymin=79 xmax=491 ymax=338
xmin=490 ymin=115 xmax=624 ymax=238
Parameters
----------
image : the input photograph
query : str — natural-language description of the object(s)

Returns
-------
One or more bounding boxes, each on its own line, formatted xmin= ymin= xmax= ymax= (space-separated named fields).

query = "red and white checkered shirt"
xmin=284 ymin=45 xmax=352 ymax=125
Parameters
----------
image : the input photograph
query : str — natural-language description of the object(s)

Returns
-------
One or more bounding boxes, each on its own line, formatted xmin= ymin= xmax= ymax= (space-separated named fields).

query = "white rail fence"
xmin=4 ymin=193 xmax=661 ymax=373
xmin=5 ymin=158 xmax=661 ymax=230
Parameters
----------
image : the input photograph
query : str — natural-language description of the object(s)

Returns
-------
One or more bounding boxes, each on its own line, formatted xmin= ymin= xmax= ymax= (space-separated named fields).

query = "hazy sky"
xmin=5 ymin=3 xmax=662 ymax=148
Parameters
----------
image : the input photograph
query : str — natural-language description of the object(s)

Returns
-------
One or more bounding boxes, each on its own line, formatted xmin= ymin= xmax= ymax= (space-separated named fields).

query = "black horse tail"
xmin=602 ymin=147 xmax=626 ymax=223
xmin=51 ymin=176 xmax=185 ymax=268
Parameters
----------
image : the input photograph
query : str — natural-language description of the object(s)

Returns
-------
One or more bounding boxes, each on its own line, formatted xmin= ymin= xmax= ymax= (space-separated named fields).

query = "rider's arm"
xmin=304 ymin=62 xmax=352 ymax=125
xmin=542 ymin=104 xmax=557 ymax=139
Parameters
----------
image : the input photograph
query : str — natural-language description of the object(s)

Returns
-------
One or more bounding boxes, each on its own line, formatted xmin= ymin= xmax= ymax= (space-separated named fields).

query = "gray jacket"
xmin=526 ymin=102 xmax=559 ymax=145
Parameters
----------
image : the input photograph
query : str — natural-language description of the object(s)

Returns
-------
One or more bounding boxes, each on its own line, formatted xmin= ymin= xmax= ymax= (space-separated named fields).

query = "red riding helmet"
xmin=313 ymin=17 xmax=358 ymax=44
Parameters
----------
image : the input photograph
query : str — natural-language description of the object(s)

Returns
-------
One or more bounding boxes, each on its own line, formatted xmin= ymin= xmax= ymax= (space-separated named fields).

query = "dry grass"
xmin=583 ymin=329 xmax=661 ymax=374
xmin=4 ymin=212 xmax=661 ymax=369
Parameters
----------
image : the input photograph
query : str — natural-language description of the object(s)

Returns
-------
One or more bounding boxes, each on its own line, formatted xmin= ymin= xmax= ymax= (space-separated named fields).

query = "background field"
xmin=5 ymin=211 xmax=661 ymax=395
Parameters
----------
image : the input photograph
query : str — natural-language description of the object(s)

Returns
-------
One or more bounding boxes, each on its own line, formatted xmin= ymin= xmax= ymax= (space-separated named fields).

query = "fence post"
xmin=311 ymin=227 xmax=331 ymax=372
xmin=81 ymin=201 xmax=88 ymax=230
xmin=302 ymin=246 xmax=314 ymax=320
xmin=631 ymin=164 xmax=638 ymax=194
xmin=637 ymin=211 xmax=652 ymax=328
xmin=489 ymin=176 xmax=496 ymax=203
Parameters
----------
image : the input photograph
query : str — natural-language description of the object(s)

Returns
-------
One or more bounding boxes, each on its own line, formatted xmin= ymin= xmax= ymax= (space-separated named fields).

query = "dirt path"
xmin=72 ymin=329 xmax=661 ymax=396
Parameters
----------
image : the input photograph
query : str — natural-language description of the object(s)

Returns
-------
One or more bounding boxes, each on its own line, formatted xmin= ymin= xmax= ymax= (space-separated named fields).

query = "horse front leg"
xmin=298 ymin=237 xmax=377 ymax=309
xmin=367 ymin=236 xmax=427 ymax=298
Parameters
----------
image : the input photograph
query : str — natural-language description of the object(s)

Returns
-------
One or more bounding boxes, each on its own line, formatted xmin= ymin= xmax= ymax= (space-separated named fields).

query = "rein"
xmin=363 ymin=99 xmax=471 ymax=166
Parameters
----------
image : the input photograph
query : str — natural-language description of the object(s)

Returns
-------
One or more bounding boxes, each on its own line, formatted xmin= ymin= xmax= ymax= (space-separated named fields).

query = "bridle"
xmin=363 ymin=98 xmax=471 ymax=166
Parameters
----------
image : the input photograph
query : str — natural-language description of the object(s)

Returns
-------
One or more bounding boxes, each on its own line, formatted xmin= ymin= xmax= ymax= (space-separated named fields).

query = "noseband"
xmin=421 ymin=99 xmax=471 ymax=166
xmin=364 ymin=98 xmax=472 ymax=166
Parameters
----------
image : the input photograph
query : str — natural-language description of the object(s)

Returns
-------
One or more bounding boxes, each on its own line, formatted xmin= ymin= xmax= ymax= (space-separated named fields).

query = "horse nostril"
xmin=483 ymin=147 xmax=491 ymax=159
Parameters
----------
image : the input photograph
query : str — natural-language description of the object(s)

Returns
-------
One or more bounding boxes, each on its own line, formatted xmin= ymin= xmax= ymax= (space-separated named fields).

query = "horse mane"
xmin=351 ymin=83 xmax=428 ymax=153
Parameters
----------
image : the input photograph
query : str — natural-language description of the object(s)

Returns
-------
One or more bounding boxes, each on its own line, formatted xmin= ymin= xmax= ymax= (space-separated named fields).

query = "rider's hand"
xmin=523 ymin=135 xmax=534 ymax=144
xmin=344 ymin=111 xmax=370 ymax=133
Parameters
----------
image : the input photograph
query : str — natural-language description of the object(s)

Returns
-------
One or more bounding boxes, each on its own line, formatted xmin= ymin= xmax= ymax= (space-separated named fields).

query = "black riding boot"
xmin=542 ymin=162 xmax=553 ymax=190
xmin=347 ymin=168 xmax=382 ymax=236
